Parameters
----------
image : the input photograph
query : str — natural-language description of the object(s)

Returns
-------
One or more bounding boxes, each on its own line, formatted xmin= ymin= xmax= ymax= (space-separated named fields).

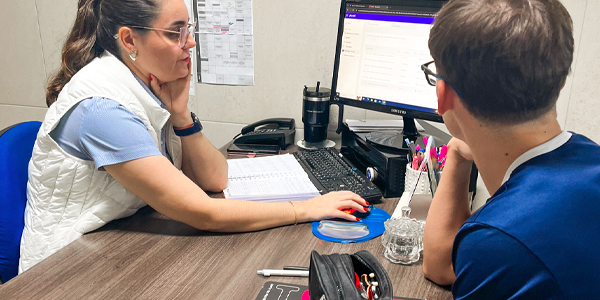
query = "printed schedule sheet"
xmin=194 ymin=0 xmax=255 ymax=85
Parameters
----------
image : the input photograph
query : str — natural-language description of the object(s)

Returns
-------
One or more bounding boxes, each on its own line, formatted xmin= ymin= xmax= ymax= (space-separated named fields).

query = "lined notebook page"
xmin=224 ymin=154 xmax=320 ymax=202
xmin=227 ymin=154 xmax=307 ymax=179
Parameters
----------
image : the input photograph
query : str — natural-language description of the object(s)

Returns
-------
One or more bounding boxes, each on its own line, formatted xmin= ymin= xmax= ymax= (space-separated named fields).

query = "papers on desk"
xmin=224 ymin=154 xmax=321 ymax=202
xmin=345 ymin=119 xmax=425 ymax=133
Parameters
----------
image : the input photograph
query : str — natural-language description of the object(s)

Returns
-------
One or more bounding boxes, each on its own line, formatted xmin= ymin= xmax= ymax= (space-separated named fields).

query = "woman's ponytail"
xmin=46 ymin=0 xmax=102 ymax=107
xmin=45 ymin=0 xmax=159 ymax=107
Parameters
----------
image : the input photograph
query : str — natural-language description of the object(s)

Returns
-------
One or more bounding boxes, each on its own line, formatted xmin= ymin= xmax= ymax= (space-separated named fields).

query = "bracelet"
xmin=289 ymin=201 xmax=297 ymax=225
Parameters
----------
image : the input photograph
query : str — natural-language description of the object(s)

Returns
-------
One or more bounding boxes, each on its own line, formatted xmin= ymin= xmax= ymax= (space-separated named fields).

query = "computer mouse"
xmin=342 ymin=204 xmax=373 ymax=219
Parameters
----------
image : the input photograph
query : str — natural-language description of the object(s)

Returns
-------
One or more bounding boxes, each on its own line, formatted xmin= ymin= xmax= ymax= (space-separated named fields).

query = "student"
xmin=20 ymin=0 xmax=367 ymax=273
xmin=421 ymin=0 xmax=600 ymax=298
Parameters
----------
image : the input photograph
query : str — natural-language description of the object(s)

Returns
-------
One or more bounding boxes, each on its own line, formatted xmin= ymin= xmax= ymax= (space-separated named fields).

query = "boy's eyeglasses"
xmin=114 ymin=22 xmax=196 ymax=49
xmin=420 ymin=60 xmax=465 ymax=99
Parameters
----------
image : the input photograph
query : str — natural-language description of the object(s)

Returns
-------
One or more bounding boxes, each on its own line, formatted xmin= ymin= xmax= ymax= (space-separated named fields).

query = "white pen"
xmin=257 ymin=269 xmax=309 ymax=277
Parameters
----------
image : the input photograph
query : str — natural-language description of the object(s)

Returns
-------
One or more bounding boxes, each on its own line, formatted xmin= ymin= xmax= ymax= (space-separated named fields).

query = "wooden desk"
xmin=0 ymin=147 xmax=451 ymax=299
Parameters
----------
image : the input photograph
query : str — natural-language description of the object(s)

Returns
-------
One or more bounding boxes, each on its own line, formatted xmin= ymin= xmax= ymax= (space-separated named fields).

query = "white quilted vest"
xmin=19 ymin=52 xmax=183 ymax=273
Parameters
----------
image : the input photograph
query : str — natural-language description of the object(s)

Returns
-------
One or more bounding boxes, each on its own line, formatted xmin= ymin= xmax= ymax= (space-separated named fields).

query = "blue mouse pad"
xmin=312 ymin=207 xmax=391 ymax=243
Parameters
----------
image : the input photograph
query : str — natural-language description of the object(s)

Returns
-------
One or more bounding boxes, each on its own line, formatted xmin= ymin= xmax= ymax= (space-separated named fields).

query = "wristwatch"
xmin=173 ymin=112 xmax=203 ymax=136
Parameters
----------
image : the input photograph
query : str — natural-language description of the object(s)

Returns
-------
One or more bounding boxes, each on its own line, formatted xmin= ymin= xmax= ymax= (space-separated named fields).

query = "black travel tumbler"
xmin=302 ymin=82 xmax=331 ymax=143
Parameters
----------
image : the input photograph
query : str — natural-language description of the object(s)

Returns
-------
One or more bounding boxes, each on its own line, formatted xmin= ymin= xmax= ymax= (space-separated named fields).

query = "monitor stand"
xmin=364 ymin=117 xmax=421 ymax=153
xmin=399 ymin=117 xmax=420 ymax=141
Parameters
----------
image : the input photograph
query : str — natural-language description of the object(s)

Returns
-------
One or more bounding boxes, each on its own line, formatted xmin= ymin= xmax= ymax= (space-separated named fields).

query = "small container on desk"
xmin=404 ymin=163 xmax=431 ymax=195
xmin=382 ymin=206 xmax=421 ymax=265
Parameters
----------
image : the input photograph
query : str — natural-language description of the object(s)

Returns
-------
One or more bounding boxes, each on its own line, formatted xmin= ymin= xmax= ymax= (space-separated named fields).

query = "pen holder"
xmin=404 ymin=163 xmax=431 ymax=195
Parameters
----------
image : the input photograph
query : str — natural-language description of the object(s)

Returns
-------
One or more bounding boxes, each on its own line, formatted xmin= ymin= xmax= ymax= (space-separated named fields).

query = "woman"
xmin=20 ymin=0 xmax=367 ymax=273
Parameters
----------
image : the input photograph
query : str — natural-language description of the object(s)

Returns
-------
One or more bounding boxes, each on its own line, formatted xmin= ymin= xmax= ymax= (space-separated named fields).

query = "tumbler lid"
xmin=304 ymin=81 xmax=331 ymax=98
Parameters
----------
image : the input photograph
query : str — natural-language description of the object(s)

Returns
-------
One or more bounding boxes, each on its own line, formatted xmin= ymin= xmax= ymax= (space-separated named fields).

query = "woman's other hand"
xmin=296 ymin=191 xmax=369 ymax=222
xmin=149 ymin=61 xmax=192 ymax=127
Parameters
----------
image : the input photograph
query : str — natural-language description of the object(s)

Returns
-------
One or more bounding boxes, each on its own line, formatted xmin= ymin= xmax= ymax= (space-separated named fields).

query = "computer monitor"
xmin=331 ymin=0 xmax=447 ymax=139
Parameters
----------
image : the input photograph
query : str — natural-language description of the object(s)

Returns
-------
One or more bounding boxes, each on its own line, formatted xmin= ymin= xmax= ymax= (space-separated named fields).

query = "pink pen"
xmin=412 ymin=155 xmax=419 ymax=170
xmin=440 ymin=145 xmax=447 ymax=162
xmin=423 ymin=136 xmax=428 ymax=147
xmin=431 ymin=147 xmax=439 ymax=168
xmin=430 ymin=147 xmax=438 ymax=160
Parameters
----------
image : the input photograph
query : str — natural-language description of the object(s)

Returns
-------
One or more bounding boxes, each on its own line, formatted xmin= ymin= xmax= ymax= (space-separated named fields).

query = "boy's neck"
xmin=466 ymin=112 xmax=563 ymax=195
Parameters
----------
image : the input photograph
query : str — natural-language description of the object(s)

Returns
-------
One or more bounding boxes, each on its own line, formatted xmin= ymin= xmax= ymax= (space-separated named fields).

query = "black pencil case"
xmin=309 ymin=250 xmax=393 ymax=300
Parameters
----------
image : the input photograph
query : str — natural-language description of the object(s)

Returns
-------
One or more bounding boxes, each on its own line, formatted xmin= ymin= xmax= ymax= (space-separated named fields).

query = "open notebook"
xmin=223 ymin=154 xmax=321 ymax=202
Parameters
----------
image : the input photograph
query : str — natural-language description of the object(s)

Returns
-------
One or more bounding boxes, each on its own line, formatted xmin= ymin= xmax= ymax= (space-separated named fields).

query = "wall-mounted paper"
xmin=194 ymin=0 xmax=255 ymax=86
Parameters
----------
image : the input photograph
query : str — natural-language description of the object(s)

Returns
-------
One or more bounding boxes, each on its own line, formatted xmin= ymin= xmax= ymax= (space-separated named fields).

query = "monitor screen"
xmin=331 ymin=0 xmax=446 ymax=136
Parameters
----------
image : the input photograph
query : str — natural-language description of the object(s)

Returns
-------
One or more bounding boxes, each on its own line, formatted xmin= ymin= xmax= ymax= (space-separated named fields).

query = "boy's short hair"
xmin=429 ymin=0 xmax=574 ymax=124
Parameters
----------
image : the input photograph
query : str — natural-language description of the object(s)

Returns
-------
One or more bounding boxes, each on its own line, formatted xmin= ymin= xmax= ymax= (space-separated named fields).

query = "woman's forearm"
xmin=105 ymin=156 xmax=366 ymax=232
xmin=179 ymin=131 xmax=229 ymax=192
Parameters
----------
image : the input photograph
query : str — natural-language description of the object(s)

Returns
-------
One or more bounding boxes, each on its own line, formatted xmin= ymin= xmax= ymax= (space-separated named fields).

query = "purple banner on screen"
xmin=345 ymin=12 xmax=434 ymax=24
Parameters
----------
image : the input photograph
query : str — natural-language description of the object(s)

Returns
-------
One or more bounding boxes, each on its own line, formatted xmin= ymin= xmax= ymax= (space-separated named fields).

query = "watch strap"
xmin=173 ymin=112 xmax=202 ymax=136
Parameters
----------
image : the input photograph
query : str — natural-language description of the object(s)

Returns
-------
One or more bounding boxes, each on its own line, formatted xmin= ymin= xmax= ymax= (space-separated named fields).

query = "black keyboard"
xmin=294 ymin=148 xmax=383 ymax=203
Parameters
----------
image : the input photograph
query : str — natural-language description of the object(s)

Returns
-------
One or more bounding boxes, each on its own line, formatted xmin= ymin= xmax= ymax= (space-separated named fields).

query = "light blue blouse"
xmin=49 ymin=76 xmax=169 ymax=170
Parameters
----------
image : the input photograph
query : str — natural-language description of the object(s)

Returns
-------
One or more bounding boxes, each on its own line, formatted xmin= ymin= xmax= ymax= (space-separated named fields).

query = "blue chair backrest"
xmin=0 ymin=121 xmax=42 ymax=283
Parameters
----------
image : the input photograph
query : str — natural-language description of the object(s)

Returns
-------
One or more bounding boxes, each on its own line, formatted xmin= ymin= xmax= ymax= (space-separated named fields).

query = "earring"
xmin=129 ymin=50 xmax=137 ymax=62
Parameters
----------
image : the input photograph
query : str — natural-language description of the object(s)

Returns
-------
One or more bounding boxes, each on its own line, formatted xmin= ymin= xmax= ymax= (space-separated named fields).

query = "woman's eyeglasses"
xmin=420 ymin=60 xmax=465 ymax=99
xmin=114 ymin=22 xmax=196 ymax=49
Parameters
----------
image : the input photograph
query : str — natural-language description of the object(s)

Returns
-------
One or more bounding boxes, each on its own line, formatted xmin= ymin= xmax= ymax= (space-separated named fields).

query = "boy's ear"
xmin=436 ymin=80 xmax=457 ymax=115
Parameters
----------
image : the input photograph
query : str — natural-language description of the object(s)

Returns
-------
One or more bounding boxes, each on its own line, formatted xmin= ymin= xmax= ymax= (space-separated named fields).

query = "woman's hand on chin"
xmin=149 ymin=62 xmax=193 ymax=127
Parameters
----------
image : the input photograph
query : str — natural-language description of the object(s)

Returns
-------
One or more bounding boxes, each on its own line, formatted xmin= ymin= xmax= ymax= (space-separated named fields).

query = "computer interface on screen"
xmin=335 ymin=3 xmax=438 ymax=114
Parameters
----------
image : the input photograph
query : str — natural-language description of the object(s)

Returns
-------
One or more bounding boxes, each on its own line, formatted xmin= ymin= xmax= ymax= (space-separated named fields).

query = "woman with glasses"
xmin=20 ymin=0 xmax=367 ymax=273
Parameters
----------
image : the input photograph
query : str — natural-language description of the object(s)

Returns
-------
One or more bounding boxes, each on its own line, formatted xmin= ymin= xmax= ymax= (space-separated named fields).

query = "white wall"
xmin=1 ymin=0 xmax=599 ymax=149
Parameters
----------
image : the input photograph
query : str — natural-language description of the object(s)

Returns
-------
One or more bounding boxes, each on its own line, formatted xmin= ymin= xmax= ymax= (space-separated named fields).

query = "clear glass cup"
xmin=383 ymin=206 xmax=420 ymax=265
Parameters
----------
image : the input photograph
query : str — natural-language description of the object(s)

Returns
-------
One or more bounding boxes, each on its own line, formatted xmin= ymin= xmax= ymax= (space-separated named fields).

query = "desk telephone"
xmin=233 ymin=118 xmax=296 ymax=149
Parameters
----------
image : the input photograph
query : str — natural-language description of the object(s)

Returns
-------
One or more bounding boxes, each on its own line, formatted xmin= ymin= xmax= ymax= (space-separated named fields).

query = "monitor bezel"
xmin=330 ymin=0 xmax=446 ymax=124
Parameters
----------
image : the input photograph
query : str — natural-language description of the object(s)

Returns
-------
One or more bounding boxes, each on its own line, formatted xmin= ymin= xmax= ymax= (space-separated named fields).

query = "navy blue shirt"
xmin=452 ymin=132 xmax=600 ymax=299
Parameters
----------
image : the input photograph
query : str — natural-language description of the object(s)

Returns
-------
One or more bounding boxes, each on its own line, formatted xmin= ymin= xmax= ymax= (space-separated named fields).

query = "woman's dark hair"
xmin=429 ymin=0 xmax=574 ymax=124
xmin=45 ymin=0 xmax=159 ymax=107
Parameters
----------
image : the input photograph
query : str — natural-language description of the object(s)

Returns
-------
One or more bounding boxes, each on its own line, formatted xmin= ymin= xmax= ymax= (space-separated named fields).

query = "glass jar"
xmin=383 ymin=206 xmax=420 ymax=265
xmin=416 ymin=220 xmax=425 ymax=252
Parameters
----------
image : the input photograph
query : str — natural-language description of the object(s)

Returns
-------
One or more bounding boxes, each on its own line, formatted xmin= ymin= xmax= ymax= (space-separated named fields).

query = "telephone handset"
xmin=233 ymin=118 xmax=296 ymax=149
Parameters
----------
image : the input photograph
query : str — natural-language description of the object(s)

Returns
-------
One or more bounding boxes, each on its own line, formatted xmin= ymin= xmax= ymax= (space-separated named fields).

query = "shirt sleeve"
xmin=452 ymin=224 xmax=563 ymax=300
xmin=50 ymin=97 xmax=161 ymax=170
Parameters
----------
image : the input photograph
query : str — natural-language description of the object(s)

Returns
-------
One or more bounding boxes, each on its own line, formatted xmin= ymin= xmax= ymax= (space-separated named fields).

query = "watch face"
xmin=191 ymin=112 xmax=200 ymax=123
xmin=191 ymin=112 xmax=202 ymax=131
